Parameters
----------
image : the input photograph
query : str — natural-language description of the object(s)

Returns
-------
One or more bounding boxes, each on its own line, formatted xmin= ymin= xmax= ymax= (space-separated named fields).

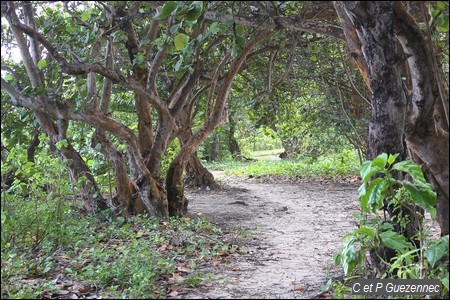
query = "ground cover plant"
xmin=206 ymin=150 xmax=360 ymax=181
xmin=2 ymin=203 xmax=248 ymax=299
xmin=330 ymin=153 xmax=449 ymax=298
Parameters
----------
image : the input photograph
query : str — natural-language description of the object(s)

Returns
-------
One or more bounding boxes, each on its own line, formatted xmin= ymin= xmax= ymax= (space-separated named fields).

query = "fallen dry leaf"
xmin=176 ymin=266 xmax=193 ymax=273
xmin=69 ymin=284 xmax=89 ymax=294
xmin=212 ymin=259 xmax=222 ymax=266
xmin=57 ymin=289 xmax=71 ymax=295
xmin=293 ymin=285 xmax=305 ymax=291
xmin=136 ymin=231 xmax=150 ymax=238
xmin=169 ymin=273 xmax=184 ymax=281
xmin=167 ymin=290 xmax=179 ymax=297
xmin=159 ymin=244 xmax=174 ymax=251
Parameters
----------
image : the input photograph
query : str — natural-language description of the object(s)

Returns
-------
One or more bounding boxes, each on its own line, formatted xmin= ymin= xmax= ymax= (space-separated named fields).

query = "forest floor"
xmin=180 ymin=171 xmax=362 ymax=299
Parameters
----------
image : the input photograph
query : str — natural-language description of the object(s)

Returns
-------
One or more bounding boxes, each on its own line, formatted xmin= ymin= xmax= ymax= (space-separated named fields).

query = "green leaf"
xmin=426 ymin=235 xmax=448 ymax=267
xmin=133 ymin=53 xmax=145 ymax=65
xmin=310 ymin=55 xmax=317 ymax=62
xmin=371 ymin=153 xmax=388 ymax=169
xmin=437 ymin=1 xmax=447 ymax=10
xmin=209 ymin=22 xmax=220 ymax=34
xmin=170 ymin=23 xmax=182 ymax=34
xmin=81 ymin=11 xmax=90 ymax=22
xmin=340 ymin=241 xmax=359 ymax=276
xmin=360 ymin=160 xmax=382 ymax=183
xmin=380 ymin=222 xmax=394 ymax=231
xmin=353 ymin=227 xmax=376 ymax=238
xmin=186 ymin=1 xmax=203 ymax=21
xmin=66 ymin=27 xmax=76 ymax=34
xmin=94 ymin=143 xmax=102 ymax=151
xmin=379 ymin=231 xmax=411 ymax=250
xmin=37 ymin=59 xmax=47 ymax=68
xmin=402 ymin=181 xmax=436 ymax=219
xmin=115 ymin=216 xmax=126 ymax=226
xmin=441 ymin=274 xmax=449 ymax=292
xmin=387 ymin=153 xmax=399 ymax=165
xmin=358 ymin=183 xmax=369 ymax=210
xmin=321 ymin=279 xmax=333 ymax=292
xmin=392 ymin=160 xmax=427 ymax=185
xmin=333 ymin=252 xmax=342 ymax=264
xmin=140 ymin=37 xmax=150 ymax=46
xmin=55 ymin=139 xmax=69 ymax=150
xmin=29 ymin=86 xmax=46 ymax=96
xmin=367 ymin=177 xmax=389 ymax=211
xmin=343 ymin=259 xmax=355 ymax=276
xmin=174 ymin=58 xmax=183 ymax=71
xmin=359 ymin=160 xmax=372 ymax=179
xmin=235 ymin=24 xmax=244 ymax=36
xmin=359 ymin=177 xmax=391 ymax=212
xmin=174 ymin=33 xmax=189 ymax=51
xmin=160 ymin=1 xmax=177 ymax=19
xmin=235 ymin=36 xmax=245 ymax=48
xmin=436 ymin=21 xmax=449 ymax=33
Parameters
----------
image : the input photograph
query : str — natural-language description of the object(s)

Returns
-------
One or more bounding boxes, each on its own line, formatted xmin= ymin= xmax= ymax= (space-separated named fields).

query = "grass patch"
xmin=249 ymin=148 xmax=284 ymax=159
xmin=207 ymin=150 xmax=360 ymax=180
xmin=1 ymin=212 xmax=247 ymax=299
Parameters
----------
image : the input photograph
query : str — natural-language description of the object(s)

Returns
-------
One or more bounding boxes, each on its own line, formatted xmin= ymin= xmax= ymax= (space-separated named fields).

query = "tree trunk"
xmin=58 ymin=135 xmax=108 ymax=212
xmin=334 ymin=1 xmax=424 ymax=272
xmin=393 ymin=2 xmax=449 ymax=235
xmin=92 ymin=131 xmax=134 ymax=214
xmin=340 ymin=2 xmax=407 ymax=160
xmin=146 ymin=115 xmax=176 ymax=177
xmin=179 ymin=127 xmax=217 ymax=189
xmin=185 ymin=153 xmax=218 ymax=189
xmin=227 ymin=116 xmax=241 ymax=158
xmin=166 ymin=157 xmax=189 ymax=217
xmin=175 ymin=85 xmax=218 ymax=190
xmin=335 ymin=0 xmax=449 ymax=238
xmin=26 ymin=132 xmax=40 ymax=163
xmin=210 ymin=132 xmax=220 ymax=161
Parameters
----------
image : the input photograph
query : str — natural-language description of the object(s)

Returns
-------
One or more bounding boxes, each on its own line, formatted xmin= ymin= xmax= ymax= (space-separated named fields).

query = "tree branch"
xmin=204 ymin=11 xmax=345 ymax=40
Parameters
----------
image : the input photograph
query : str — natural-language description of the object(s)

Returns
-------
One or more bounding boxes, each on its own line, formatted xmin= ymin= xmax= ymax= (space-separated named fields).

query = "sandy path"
xmin=182 ymin=172 xmax=361 ymax=299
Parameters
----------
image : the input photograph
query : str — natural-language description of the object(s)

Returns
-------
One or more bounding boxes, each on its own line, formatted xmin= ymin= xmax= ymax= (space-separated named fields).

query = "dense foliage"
xmin=1 ymin=1 xmax=448 ymax=298
xmin=334 ymin=154 xmax=448 ymax=297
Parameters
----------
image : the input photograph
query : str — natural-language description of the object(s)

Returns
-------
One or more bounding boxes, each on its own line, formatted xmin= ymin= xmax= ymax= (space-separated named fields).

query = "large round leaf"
xmin=174 ymin=33 xmax=189 ymax=51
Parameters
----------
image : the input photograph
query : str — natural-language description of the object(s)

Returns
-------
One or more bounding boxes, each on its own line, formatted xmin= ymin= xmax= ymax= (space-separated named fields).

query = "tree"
xmin=333 ymin=1 xmax=449 ymax=236
xmin=1 ymin=1 xmax=268 ymax=217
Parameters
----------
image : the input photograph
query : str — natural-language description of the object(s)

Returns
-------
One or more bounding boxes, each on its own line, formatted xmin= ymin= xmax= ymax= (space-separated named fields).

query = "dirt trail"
xmin=182 ymin=171 xmax=361 ymax=299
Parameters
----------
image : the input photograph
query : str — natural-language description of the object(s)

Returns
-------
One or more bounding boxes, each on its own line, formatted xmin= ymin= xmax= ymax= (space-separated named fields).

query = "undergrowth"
xmin=206 ymin=150 xmax=360 ymax=180
xmin=1 ymin=212 xmax=247 ymax=299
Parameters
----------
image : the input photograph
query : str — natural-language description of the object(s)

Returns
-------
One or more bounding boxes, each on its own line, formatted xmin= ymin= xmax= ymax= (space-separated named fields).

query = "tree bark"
xmin=26 ymin=132 xmax=40 ymax=163
xmin=335 ymin=1 xmax=449 ymax=237
xmin=337 ymin=1 xmax=407 ymax=160
xmin=334 ymin=1 xmax=423 ymax=272
xmin=178 ymin=118 xmax=217 ymax=189
xmin=227 ymin=116 xmax=241 ymax=158
xmin=185 ymin=153 xmax=217 ymax=189
xmin=393 ymin=2 xmax=449 ymax=235
xmin=210 ymin=132 xmax=220 ymax=161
